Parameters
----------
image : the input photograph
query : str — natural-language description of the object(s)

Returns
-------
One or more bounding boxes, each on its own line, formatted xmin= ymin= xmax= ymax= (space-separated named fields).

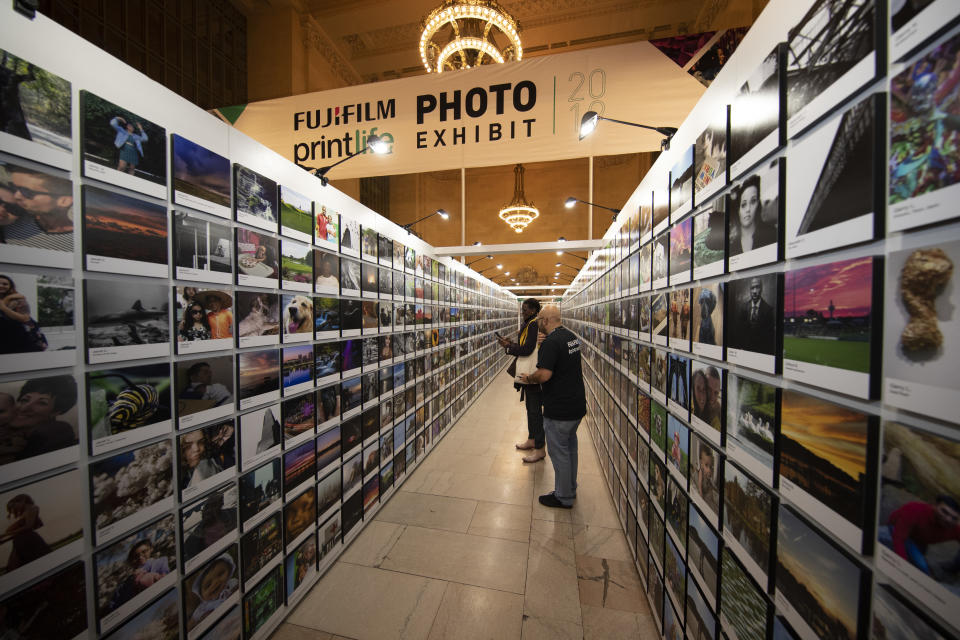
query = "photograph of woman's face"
xmin=738 ymin=184 xmax=759 ymax=229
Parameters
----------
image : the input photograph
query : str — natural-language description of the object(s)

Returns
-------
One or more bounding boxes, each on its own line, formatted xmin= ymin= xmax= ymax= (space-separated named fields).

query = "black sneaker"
xmin=538 ymin=492 xmax=573 ymax=509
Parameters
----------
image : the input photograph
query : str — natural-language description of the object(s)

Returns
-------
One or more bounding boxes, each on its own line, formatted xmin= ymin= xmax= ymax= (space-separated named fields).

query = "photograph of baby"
xmin=0 ymin=468 xmax=83 ymax=591
xmin=0 ymin=374 xmax=78 ymax=476
xmin=80 ymin=90 xmax=166 ymax=198
xmin=0 ymin=48 xmax=72 ymax=160
xmin=171 ymin=134 xmax=231 ymax=218
xmin=94 ymin=513 xmax=177 ymax=633
xmin=238 ymin=401 xmax=281 ymax=469
xmin=233 ymin=164 xmax=278 ymax=232
xmin=183 ymin=545 xmax=240 ymax=636
xmin=0 ymin=560 xmax=87 ymax=640
xmin=314 ymin=203 xmax=339 ymax=249
xmin=87 ymin=362 xmax=172 ymax=456
xmin=238 ymin=459 xmax=280 ymax=527
xmin=177 ymin=420 xmax=235 ymax=500
xmin=236 ymin=292 xmax=279 ymax=348
xmin=0 ymin=160 xmax=73 ymax=268
xmin=173 ymin=212 xmax=232 ymax=284
xmin=174 ymin=356 xmax=234 ymax=428
xmin=236 ymin=228 xmax=279 ymax=289
xmin=281 ymin=240 xmax=313 ymax=292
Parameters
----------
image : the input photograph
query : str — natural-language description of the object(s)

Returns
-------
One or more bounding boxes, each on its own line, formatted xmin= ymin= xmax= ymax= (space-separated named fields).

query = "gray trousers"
xmin=544 ymin=416 xmax=581 ymax=505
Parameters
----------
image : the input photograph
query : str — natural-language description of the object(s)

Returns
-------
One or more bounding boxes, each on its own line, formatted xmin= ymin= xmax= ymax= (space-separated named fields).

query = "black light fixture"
xmin=555 ymin=262 xmax=580 ymax=272
xmin=402 ymin=208 xmax=449 ymax=233
xmin=466 ymin=254 xmax=493 ymax=267
xmin=301 ymin=134 xmax=389 ymax=186
xmin=476 ymin=263 xmax=500 ymax=275
xmin=578 ymin=110 xmax=677 ymax=150
xmin=562 ymin=251 xmax=587 ymax=262
xmin=565 ymin=197 xmax=621 ymax=221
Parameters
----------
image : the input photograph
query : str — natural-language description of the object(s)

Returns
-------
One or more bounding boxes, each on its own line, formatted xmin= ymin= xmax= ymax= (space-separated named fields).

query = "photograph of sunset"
xmin=82 ymin=184 xmax=168 ymax=266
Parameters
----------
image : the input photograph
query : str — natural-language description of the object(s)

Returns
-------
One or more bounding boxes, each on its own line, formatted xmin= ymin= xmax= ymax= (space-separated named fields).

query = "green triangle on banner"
xmin=216 ymin=104 xmax=247 ymax=125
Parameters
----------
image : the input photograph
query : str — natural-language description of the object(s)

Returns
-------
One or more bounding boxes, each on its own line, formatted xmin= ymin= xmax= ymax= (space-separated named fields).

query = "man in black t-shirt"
xmin=518 ymin=305 xmax=586 ymax=508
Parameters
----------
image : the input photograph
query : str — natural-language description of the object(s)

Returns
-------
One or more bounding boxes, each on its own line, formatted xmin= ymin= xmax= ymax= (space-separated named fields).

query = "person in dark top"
xmin=497 ymin=298 xmax=544 ymax=463
xmin=729 ymin=174 xmax=776 ymax=256
xmin=518 ymin=305 xmax=586 ymax=508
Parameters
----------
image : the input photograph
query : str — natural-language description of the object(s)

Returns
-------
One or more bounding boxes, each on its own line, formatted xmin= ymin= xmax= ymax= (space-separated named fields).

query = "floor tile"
xmin=375 ymin=491 xmax=478 ymax=533
xmin=286 ymin=563 xmax=446 ymax=640
xmin=573 ymin=525 xmax=633 ymax=562
xmin=467 ymin=501 xmax=531 ymax=542
xmin=520 ymin=615 xmax=583 ymax=640
xmin=417 ymin=450 xmax=497 ymax=475
xmin=523 ymin=520 xmax=580 ymax=625
xmin=339 ymin=520 xmax=405 ymax=567
xmin=581 ymin=604 xmax=655 ymax=639
xmin=575 ymin=555 xmax=646 ymax=613
xmin=269 ymin=623 xmax=334 ymax=640
xmin=427 ymin=582 xmax=524 ymax=640
xmin=380 ymin=525 xmax=529 ymax=594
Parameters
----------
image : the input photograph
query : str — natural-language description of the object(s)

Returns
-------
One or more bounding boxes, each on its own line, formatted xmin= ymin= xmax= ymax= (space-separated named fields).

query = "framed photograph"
xmin=0 ymin=160 xmax=73 ymax=267
xmin=872 ymin=581 xmax=952 ymax=640
xmin=280 ymin=240 xmax=313 ymax=292
xmin=728 ymin=158 xmax=782 ymax=272
xmin=313 ymin=296 xmax=340 ymax=340
xmin=178 ymin=420 xmax=235 ymax=504
xmin=238 ymin=402 xmax=281 ymax=470
xmin=342 ymin=449 xmax=363 ymax=499
xmin=0 ymin=468 xmax=84 ymax=594
xmin=80 ymin=90 xmax=166 ymax=199
xmin=0 ymin=47 xmax=72 ymax=168
xmin=653 ymin=188 xmax=669 ymax=236
xmin=692 ymin=199 xmax=726 ymax=280
xmin=651 ymin=349 xmax=667 ymax=404
xmin=104 ymin=587 xmax=179 ymax=640
xmin=313 ymin=249 xmax=340 ymax=295
xmin=284 ymin=486 xmax=316 ymax=548
xmin=882 ymin=240 xmax=960 ymax=422
xmin=651 ymin=293 xmax=668 ymax=347
xmin=783 ymin=256 xmax=881 ymax=398
xmin=694 ymin=108 xmax=728 ymax=203
xmin=237 ymin=349 xmax=280 ymax=410
xmin=890 ymin=28 xmax=960 ymax=231
xmin=666 ymin=353 xmax=690 ymax=420
xmin=723 ymin=461 xmax=773 ymax=588
xmin=669 ymin=219 xmax=692 ymax=286
xmin=688 ymin=500 xmax=720 ymax=607
xmin=341 ymin=339 xmax=362 ymax=378
xmin=87 ymin=362 xmax=172 ymax=456
xmin=0 ymin=560 xmax=87 ymax=640
xmin=786 ymin=92 xmax=884 ymax=258
xmin=181 ymin=483 xmax=238 ymax=573
xmin=652 ymin=233 xmax=669 ymax=290
xmin=666 ymin=474 xmax=688 ymax=551
xmin=341 ymin=257 xmax=362 ymax=298
xmin=175 ymin=356 xmax=234 ymax=429
xmin=318 ymin=511 xmax=342 ymax=566
xmin=665 ymin=532 xmax=687 ymax=619
xmin=877 ymin=420 xmax=960 ymax=630
xmin=720 ymin=547 xmax=771 ymax=640
xmin=0 ymin=270 xmax=76 ymax=372
xmin=94 ymin=514 xmax=177 ymax=634
xmin=666 ymin=414 xmax=690 ymax=484
xmin=82 ymin=184 xmax=168 ymax=278
xmin=236 ymin=228 xmax=279 ymax=289
xmin=173 ymin=212 xmax=233 ymax=284
xmin=281 ymin=391 xmax=314 ymax=445
xmin=378 ymin=268 xmax=392 ymax=299
xmin=670 ymin=145 xmax=694 ymax=221
xmin=238 ymin=459 xmax=280 ymax=530
xmin=405 ymin=246 xmax=416 ymax=274
xmin=363 ymin=474 xmax=380 ymax=512
xmin=776 ymin=505 xmax=867 ymax=640
xmin=183 ymin=545 xmax=240 ymax=639
xmin=284 ymin=439 xmax=316 ymax=497
xmin=647 ymin=560 xmax=664 ymax=630
xmin=668 ymin=289 xmax=691 ymax=351
xmin=176 ymin=288 xmax=233 ymax=354
xmin=313 ymin=344 xmax=341 ymax=389
xmin=687 ymin=574 xmax=717 ymax=640
xmin=393 ymin=241 xmax=405 ymax=271
xmin=786 ymin=0 xmax=882 ymax=138
xmin=285 ymin=533 xmax=317 ymax=602
xmin=242 ymin=561 xmax=284 ymax=637
xmin=0 ymin=373 xmax=79 ymax=478
xmin=240 ymin=512 xmax=281 ymax=587
xmin=90 ymin=439 xmax=174 ymax=545
xmin=726 ymin=373 xmax=778 ymax=485
xmin=170 ymin=133 xmax=230 ymax=218
xmin=84 ymin=278 xmax=170 ymax=364
xmin=726 ymin=273 xmax=782 ymax=374
xmin=361 ymin=225 xmax=378 ymax=262
xmin=638 ymin=244 xmax=652 ymax=293
xmin=340 ymin=216 xmax=360 ymax=257
xmin=317 ymin=467 xmax=341 ymax=523
xmin=233 ymin=164 xmax=277 ymax=232
xmin=277 ymin=185 xmax=312 ymax=243
xmin=378 ymin=234 xmax=393 ymax=268
xmin=362 ymin=262 xmax=378 ymax=300
xmin=690 ymin=284 xmax=723 ymax=361
xmin=314 ymin=203 xmax=339 ymax=250
xmin=236 ymin=291 xmax=280 ymax=346
xmin=690 ymin=361 xmax=723 ymax=440
xmin=729 ymin=44 xmax=784 ymax=178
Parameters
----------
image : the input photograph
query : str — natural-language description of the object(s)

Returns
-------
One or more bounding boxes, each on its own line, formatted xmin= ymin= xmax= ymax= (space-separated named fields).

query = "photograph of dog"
xmin=283 ymin=294 xmax=314 ymax=337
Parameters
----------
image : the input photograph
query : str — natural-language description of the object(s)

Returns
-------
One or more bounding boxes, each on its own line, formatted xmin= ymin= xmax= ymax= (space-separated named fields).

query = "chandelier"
xmin=499 ymin=164 xmax=539 ymax=233
xmin=419 ymin=1 xmax=522 ymax=74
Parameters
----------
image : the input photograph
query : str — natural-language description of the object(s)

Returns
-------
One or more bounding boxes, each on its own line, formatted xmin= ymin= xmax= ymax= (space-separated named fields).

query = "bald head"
xmin=539 ymin=305 xmax=561 ymax=334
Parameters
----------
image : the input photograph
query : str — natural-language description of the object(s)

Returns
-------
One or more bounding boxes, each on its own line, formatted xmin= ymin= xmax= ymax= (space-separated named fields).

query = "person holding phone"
xmin=497 ymin=298 xmax=544 ymax=463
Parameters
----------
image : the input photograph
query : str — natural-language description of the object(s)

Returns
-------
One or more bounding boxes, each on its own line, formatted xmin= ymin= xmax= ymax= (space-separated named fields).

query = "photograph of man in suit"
xmin=732 ymin=276 xmax=775 ymax=354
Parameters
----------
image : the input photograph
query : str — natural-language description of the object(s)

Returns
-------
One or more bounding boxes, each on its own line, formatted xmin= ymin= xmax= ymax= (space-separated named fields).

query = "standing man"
xmin=736 ymin=276 xmax=774 ymax=353
xmin=518 ymin=305 xmax=586 ymax=508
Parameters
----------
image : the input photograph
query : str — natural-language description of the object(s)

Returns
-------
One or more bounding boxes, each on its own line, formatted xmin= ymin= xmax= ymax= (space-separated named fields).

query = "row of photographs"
xmin=0 ymin=353 xmax=506 ymax=640
xmin=577 ymin=337 xmax=959 ymax=639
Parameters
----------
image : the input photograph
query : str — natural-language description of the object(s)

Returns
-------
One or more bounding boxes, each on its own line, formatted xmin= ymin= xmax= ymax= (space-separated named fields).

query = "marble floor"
xmin=270 ymin=372 xmax=656 ymax=640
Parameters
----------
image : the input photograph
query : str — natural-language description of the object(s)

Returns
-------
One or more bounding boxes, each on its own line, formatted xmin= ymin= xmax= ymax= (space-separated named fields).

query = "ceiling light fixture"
xmin=498 ymin=164 xmax=539 ymax=233
xmin=419 ymin=0 xmax=522 ymax=74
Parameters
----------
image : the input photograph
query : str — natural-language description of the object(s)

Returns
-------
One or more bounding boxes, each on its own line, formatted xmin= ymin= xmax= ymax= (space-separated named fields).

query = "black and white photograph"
xmin=176 ymin=287 xmax=234 ymax=354
xmin=692 ymin=198 xmax=726 ymax=280
xmin=173 ymin=212 xmax=233 ymax=284
xmin=237 ymin=347 xmax=280 ymax=408
xmin=236 ymin=228 xmax=279 ymax=289
xmin=90 ymin=439 xmax=174 ymax=545
xmin=785 ymin=92 xmax=883 ymax=258
xmin=177 ymin=420 xmax=235 ymax=501
xmin=81 ymin=184 xmax=168 ymax=278
xmin=882 ymin=240 xmax=960 ymax=423
xmin=785 ymin=0 xmax=881 ymax=136
xmin=280 ymin=240 xmax=313 ymax=293
xmin=175 ymin=355 xmax=235 ymax=428
xmin=694 ymin=108 xmax=728 ymax=203
xmin=238 ymin=402 xmax=281 ymax=471
xmin=315 ymin=202 xmax=339 ymax=251
xmin=670 ymin=144 xmax=694 ymax=220
xmin=80 ymin=90 xmax=167 ymax=199
xmin=340 ymin=215 xmax=360 ymax=257
xmin=181 ymin=483 xmax=238 ymax=573
xmin=729 ymin=44 xmax=783 ymax=178
xmin=341 ymin=257 xmax=362 ymax=297
xmin=87 ymin=362 xmax=172 ymax=456
xmin=378 ymin=234 xmax=394 ymax=268
xmin=0 ymin=159 xmax=74 ymax=271
xmin=238 ymin=458 xmax=280 ymax=530
xmin=889 ymin=28 xmax=960 ymax=231
xmin=0 ymin=560 xmax=87 ymax=640
xmin=726 ymin=273 xmax=781 ymax=373
xmin=0 ymin=47 xmax=72 ymax=168
xmin=171 ymin=133 xmax=231 ymax=218
xmin=0 ymin=270 xmax=75 ymax=372
xmin=723 ymin=461 xmax=773 ymax=588
xmin=183 ymin=544 xmax=240 ymax=639
xmin=0 ymin=374 xmax=79 ymax=478
xmin=236 ymin=291 xmax=279 ymax=348
xmin=728 ymin=159 xmax=781 ymax=272
xmin=94 ymin=514 xmax=177 ymax=634
xmin=233 ymin=164 xmax=278 ymax=232
xmin=84 ymin=278 xmax=170 ymax=364
xmin=0 ymin=468 xmax=84 ymax=594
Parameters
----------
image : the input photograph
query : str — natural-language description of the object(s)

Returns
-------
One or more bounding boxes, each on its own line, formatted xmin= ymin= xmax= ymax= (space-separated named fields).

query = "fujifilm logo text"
xmin=294 ymin=99 xmax=396 ymax=129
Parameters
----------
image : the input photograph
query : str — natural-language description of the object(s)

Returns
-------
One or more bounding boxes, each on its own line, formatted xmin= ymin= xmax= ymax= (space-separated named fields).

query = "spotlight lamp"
xmin=301 ymin=133 xmax=389 ymax=185
xmin=565 ymin=197 xmax=621 ymax=221
xmin=466 ymin=254 xmax=493 ymax=267
xmin=578 ymin=110 xmax=677 ymax=150
xmin=401 ymin=208 xmax=449 ymax=233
